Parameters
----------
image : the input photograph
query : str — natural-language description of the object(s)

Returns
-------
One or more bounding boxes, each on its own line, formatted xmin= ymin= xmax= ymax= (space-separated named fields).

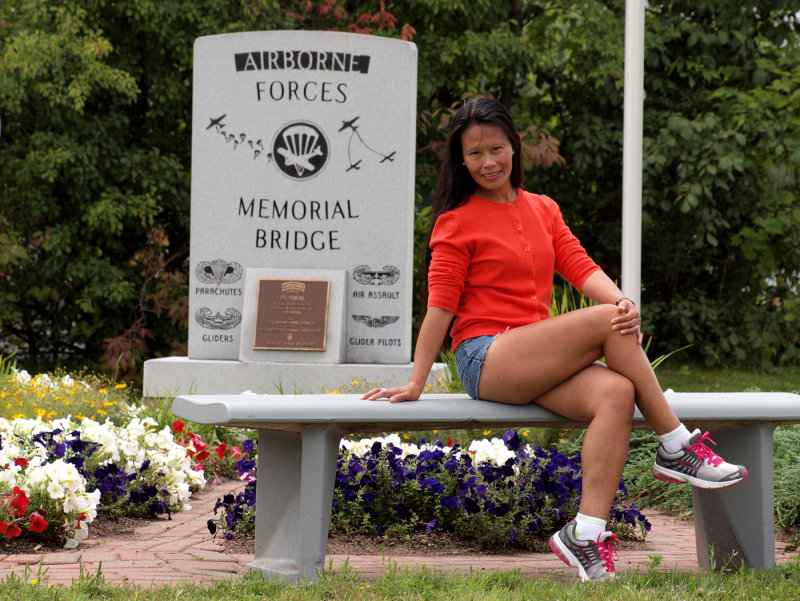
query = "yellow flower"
xmin=483 ymin=429 xmax=491 ymax=435
xmin=433 ymin=430 xmax=439 ymax=433
xmin=402 ymin=434 xmax=410 ymax=440
xmin=99 ymin=388 xmax=108 ymax=394
xmin=351 ymin=380 xmax=359 ymax=385
xmin=522 ymin=430 xmax=530 ymax=437
xmin=12 ymin=413 xmax=24 ymax=419
xmin=115 ymin=383 xmax=127 ymax=389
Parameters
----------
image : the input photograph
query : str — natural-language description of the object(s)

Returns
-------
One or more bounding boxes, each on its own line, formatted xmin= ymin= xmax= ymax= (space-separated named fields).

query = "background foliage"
xmin=1 ymin=1 xmax=799 ymax=378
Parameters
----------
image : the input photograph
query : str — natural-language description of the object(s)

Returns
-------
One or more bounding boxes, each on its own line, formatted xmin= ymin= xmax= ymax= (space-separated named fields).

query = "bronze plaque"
xmin=254 ymin=279 xmax=330 ymax=350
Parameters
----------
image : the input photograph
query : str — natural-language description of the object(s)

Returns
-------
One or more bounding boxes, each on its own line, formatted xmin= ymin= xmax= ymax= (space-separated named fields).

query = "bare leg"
xmin=479 ymin=304 xmax=679 ymax=433
xmin=532 ymin=363 xmax=634 ymax=517
xmin=478 ymin=304 xmax=680 ymax=519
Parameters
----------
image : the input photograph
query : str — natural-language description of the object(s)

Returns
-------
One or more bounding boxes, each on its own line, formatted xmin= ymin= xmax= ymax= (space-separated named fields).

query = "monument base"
xmin=142 ymin=356 xmax=449 ymax=397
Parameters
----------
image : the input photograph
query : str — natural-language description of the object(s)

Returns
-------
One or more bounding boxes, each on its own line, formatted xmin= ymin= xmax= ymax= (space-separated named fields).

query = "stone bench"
xmin=171 ymin=391 xmax=800 ymax=581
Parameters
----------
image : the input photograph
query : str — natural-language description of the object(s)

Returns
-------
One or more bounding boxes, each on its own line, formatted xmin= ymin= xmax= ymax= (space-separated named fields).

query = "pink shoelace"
xmin=687 ymin=431 xmax=723 ymax=467
xmin=592 ymin=533 xmax=620 ymax=573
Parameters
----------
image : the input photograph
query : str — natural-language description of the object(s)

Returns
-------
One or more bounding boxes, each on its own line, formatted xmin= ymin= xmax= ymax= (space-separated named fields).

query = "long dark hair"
xmin=432 ymin=98 xmax=523 ymax=223
xmin=420 ymin=98 xmax=523 ymax=314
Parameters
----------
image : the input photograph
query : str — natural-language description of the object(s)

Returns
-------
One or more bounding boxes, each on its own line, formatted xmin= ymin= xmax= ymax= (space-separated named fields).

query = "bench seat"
xmin=172 ymin=391 xmax=800 ymax=581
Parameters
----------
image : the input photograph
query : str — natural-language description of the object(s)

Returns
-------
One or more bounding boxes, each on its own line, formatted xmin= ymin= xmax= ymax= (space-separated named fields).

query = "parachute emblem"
xmin=272 ymin=121 xmax=329 ymax=180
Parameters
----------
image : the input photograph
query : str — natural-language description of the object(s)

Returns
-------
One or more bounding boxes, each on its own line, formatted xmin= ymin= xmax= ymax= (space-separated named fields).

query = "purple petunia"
xmin=439 ymin=495 xmax=461 ymax=509
xmin=211 ymin=429 xmax=650 ymax=546
xmin=418 ymin=477 xmax=445 ymax=494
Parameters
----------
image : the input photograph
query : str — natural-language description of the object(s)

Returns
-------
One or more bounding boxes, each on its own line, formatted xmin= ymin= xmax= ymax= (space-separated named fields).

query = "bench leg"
xmin=691 ymin=423 xmax=775 ymax=570
xmin=247 ymin=424 xmax=343 ymax=582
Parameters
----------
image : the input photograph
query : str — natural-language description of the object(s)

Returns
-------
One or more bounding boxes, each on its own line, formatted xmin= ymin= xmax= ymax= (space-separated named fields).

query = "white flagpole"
xmin=622 ymin=0 xmax=645 ymax=306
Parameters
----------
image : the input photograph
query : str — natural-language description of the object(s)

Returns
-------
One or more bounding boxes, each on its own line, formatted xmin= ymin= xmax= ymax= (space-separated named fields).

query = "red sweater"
xmin=427 ymin=190 xmax=603 ymax=350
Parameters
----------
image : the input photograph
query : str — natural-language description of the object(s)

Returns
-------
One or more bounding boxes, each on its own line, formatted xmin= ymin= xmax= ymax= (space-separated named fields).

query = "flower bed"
xmin=209 ymin=431 xmax=650 ymax=550
xmin=1 ymin=363 xmax=650 ymax=552
xmin=1 ymin=366 xmax=135 ymax=425
xmin=0 ymin=415 xmax=206 ymax=548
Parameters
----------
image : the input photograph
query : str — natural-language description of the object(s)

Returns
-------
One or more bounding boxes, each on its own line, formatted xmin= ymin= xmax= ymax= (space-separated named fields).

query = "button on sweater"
xmin=427 ymin=190 xmax=602 ymax=350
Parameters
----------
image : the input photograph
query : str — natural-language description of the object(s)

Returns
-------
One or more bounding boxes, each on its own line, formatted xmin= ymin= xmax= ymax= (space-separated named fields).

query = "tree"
xmin=0 ymin=1 xmax=414 ymax=377
xmin=634 ymin=2 xmax=800 ymax=365
xmin=2 ymin=1 xmax=798 ymax=376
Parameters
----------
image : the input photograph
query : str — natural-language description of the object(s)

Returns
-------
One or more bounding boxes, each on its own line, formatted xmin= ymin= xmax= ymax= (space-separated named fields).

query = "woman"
xmin=362 ymin=97 xmax=747 ymax=582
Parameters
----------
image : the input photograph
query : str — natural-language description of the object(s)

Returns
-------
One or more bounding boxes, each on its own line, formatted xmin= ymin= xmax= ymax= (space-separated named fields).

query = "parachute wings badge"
xmin=196 ymin=260 xmax=243 ymax=285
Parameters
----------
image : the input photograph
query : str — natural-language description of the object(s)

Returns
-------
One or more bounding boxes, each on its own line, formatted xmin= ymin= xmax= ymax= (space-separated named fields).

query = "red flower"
xmin=230 ymin=446 xmax=242 ymax=460
xmin=215 ymin=443 xmax=228 ymax=460
xmin=13 ymin=457 xmax=29 ymax=468
xmin=447 ymin=438 xmax=453 ymax=447
xmin=28 ymin=512 xmax=49 ymax=533
xmin=171 ymin=420 xmax=185 ymax=433
xmin=10 ymin=486 xmax=30 ymax=516
xmin=3 ymin=523 xmax=22 ymax=539
xmin=195 ymin=450 xmax=210 ymax=461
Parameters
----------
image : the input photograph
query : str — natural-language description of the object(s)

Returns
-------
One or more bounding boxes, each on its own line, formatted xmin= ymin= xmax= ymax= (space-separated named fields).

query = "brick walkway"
xmin=0 ymin=479 xmax=795 ymax=587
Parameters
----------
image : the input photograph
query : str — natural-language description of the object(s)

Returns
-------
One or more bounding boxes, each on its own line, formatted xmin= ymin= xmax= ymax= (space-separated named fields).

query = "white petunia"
xmin=154 ymin=426 xmax=174 ymax=449
xmin=47 ymin=480 xmax=66 ymax=499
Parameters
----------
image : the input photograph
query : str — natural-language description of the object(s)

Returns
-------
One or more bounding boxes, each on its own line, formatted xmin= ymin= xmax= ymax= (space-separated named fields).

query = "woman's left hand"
xmin=611 ymin=299 xmax=643 ymax=345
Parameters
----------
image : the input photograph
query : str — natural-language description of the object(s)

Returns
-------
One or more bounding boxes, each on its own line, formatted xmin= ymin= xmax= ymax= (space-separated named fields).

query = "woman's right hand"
xmin=361 ymin=307 xmax=453 ymax=404
xmin=361 ymin=383 xmax=423 ymax=403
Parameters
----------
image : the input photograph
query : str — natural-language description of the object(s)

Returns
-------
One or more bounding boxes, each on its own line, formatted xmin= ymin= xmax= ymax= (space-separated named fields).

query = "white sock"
xmin=574 ymin=513 xmax=607 ymax=542
xmin=659 ymin=423 xmax=691 ymax=454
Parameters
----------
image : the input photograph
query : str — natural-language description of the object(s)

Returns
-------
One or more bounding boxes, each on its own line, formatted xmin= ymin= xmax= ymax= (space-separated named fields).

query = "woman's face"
xmin=460 ymin=122 xmax=515 ymax=203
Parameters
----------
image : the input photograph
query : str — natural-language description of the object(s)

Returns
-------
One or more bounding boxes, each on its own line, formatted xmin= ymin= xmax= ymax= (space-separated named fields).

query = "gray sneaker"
xmin=548 ymin=520 xmax=619 ymax=582
xmin=653 ymin=429 xmax=748 ymax=489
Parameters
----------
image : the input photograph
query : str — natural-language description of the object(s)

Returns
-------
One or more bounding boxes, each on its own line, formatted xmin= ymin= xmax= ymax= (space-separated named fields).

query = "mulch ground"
xmin=0 ymin=515 xmax=145 ymax=555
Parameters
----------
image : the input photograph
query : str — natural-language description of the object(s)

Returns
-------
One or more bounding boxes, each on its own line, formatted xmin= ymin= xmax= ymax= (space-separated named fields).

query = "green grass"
xmin=3 ymin=559 xmax=800 ymax=600
xmin=655 ymin=361 xmax=800 ymax=393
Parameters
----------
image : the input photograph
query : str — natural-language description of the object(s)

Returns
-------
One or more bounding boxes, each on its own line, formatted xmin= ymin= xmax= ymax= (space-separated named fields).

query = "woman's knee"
xmin=597 ymin=373 xmax=635 ymax=419
xmin=592 ymin=303 xmax=625 ymax=325
xmin=582 ymin=304 xmax=624 ymax=336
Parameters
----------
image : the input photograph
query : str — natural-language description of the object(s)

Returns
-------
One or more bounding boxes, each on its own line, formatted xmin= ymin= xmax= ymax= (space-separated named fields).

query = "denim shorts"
xmin=454 ymin=335 xmax=497 ymax=399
